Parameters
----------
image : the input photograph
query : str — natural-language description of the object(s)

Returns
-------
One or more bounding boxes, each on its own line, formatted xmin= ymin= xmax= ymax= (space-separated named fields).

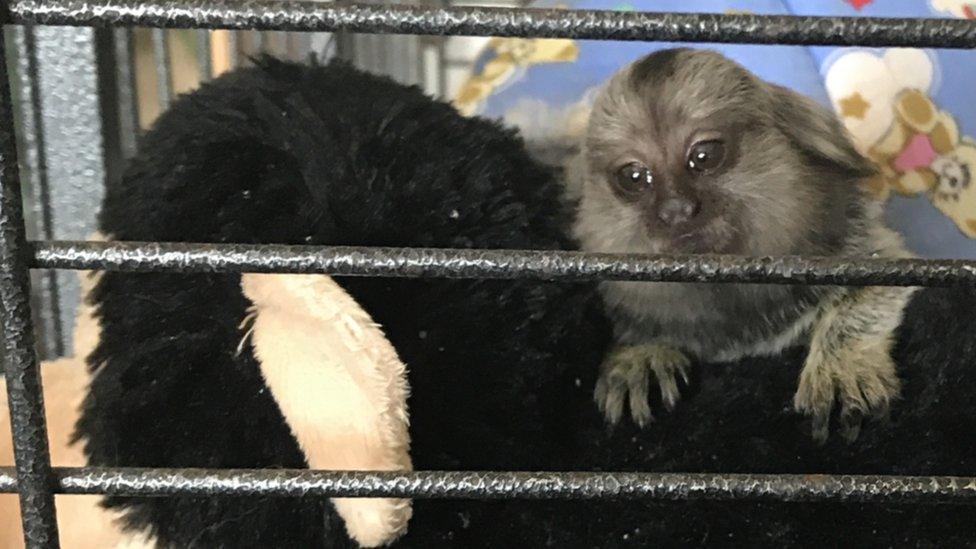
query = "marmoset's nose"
xmin=657 ymin=196 xmax=700 ymax=227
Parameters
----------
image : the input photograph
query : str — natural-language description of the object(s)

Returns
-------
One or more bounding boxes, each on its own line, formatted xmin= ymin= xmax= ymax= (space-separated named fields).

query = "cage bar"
xmin=9 ymin=0 xmax=976 ymax=48
xmin=0 ymin=467 xmax=973 ymax=504
xmin=0 ymin=1 xmax=975 ymax=547
xmin=11 ymin=26 xmax=63 ymax=360
xmin=0 ymin=25 xmax=60 ymax=549
xmin=150 ymin=28 xmax=172 ymax=110
xmin=112 ymin=28 xmax=140 ymax=158
xmin=29 ymin=240 xmax=976 ymax=287
xmin=196 ymin=29 xmax=212 ymax=80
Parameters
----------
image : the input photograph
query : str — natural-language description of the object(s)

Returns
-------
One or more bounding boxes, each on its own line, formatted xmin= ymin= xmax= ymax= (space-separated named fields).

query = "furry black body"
xmin=83 ymin=57 xmax=608 ymax=546
xmin=80 ymin=58 xmax=976 ymax=547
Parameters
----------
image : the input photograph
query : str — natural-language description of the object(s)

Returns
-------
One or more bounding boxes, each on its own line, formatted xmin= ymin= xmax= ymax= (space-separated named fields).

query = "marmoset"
xmin=569 ymin=48 xmax=916 ymax=442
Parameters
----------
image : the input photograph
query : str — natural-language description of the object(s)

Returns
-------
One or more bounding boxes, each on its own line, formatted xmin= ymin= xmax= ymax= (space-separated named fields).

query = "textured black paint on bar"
xmin=8 ymin=0 xmax=976 ymax=48
xmin=0 ymin=468 xmax=975 ymax=504
xmin=0 ymin=25 xmax=60 ymax=549
xmin=29 ymin=240 xmax=976 ymax=287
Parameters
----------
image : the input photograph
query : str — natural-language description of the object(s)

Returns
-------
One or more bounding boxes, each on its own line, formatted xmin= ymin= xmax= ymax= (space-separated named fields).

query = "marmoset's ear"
xmin=767 ymin=83 xmax=876 ymax=179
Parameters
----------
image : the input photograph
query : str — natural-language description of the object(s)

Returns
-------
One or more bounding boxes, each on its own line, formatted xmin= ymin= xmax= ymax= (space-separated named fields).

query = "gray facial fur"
xmin=569 ymin=48 xmax=908 ymax=361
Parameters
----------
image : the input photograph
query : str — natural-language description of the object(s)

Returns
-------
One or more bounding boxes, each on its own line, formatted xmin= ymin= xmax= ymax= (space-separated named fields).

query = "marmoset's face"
xmin=577 ymin=48 xmax=873 ymax=257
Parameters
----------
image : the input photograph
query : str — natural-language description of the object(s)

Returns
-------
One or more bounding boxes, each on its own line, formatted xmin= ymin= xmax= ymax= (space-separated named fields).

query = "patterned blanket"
xmin=455 ymin=0 xmax=976 ymax=259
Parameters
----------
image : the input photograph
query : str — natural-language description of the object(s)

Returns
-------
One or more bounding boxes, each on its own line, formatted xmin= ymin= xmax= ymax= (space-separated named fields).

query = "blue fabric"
xmin=471 ymin=0 xmax=976 ymax=258
xmin=476 ymin=0 xmax=831 ymax=112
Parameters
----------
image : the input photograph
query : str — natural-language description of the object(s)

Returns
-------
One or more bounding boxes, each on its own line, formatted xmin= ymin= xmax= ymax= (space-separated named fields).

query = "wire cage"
xmin=1 ymin=0 xmax=976 ymax=547
xmin=9 ymin=0 xmax=507 ymax=361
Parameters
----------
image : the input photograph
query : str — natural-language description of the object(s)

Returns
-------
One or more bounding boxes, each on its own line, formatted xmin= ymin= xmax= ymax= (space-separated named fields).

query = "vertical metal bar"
xmin=24 ymin=27 xmax=106 ymax=358
xmin=236 ymin=31 xmax=261 ymax=66
xmin=10 ymin=27 xmax=62 ymax=360
xmin=285 ymin=32 xmax=310 ymax=63
xmin=311 ymin=32 xmax=336 ymax=62
xmin=95 ymin=28 xmax=129 ymax=213
xmin=151 ymin=29 xmax=171 ymax=110
xmin=266 ymin=31 xmax=287 ymax=57
xmin=394 ymin=34 xmax=413 ymax=85
xmin=338 ymin=34 xmax=352 ymax=62
xmin=377 ymin=35 xmax=388 ymax=77
xmin=253 ymin=31 xmax=265 ymax=54
xmin=432 ymin=0 xmax=449 ymax=97
xmin=436 ymin=38 xmax=447 ymax=98
xmin=210 ymin=30 xmax=236 ymax=77
xmin=285 ymin=32 xmax=296 ymax=61
xmin=421 ymin=40 xmax=444 ymax=98
xmin=348 ymin=34 xmax=372 ymax=72
xmin=0 ymin=24 xmax=60 ymax=549
xmin=418 ymin=37 xmax=431 ymax=93
xmin=371 ymin=35 xmax=384 ymax=73
xmin=196 ymin=30 xmax=212 ymax=82
xmin=226 ymin=31 xmax=238 ymax=71
xmin=113 ymin=28 xmax=138 ymax=158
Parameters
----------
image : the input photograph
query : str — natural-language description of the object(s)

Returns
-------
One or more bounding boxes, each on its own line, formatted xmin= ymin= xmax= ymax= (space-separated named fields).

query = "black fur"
xmin=397 ymin=284 xmax=976 ymax=548
xmin=82 ymin=56 xmax=606 ymax=547
xmin=80 ymin=58 xmax=976 ymax=547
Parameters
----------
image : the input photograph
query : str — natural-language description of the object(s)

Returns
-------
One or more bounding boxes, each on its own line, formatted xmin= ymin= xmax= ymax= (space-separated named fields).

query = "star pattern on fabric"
xmin=839 ymin=92 xmax=870 ymax=119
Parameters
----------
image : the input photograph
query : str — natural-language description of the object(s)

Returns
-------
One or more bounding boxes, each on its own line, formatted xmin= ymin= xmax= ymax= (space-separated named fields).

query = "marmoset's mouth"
xmin=664 ymin=219 xmax=743 ymax=255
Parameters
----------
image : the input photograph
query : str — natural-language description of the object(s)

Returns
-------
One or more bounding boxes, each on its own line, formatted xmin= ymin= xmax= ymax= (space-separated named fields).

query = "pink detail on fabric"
xmin=893 ymin=133 xmax=938 ymax=173
xmin=844 ymin=0 xmax=873 ymax=10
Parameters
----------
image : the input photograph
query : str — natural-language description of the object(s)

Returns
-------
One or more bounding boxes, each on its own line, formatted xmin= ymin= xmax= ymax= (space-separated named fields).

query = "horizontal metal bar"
xmin=27 ymin=240 xmax=976 ymax=287
xmin=9 ymin=0 xmax=976 ymax=48
xmin=0 ymin=468 xmax=974 ymax=503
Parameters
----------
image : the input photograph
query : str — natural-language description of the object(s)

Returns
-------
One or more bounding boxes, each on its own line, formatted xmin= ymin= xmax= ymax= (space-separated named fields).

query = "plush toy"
xmin=75 ymin=56 xmax=608 ymax=548
xmin=7 ymin=283 xmax=976 ymax=547
xmin=8 ymin=56 xmax=974 ymax=548
xmin=0 ymin=269 xmax=156 ymax=548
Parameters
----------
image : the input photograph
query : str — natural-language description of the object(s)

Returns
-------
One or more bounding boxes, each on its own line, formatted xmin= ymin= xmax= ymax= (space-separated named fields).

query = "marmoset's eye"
xmin=687 ymin=140 xmax=727 ymax=174
xmin=614 ymin=162 xmax=653 ymax=194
